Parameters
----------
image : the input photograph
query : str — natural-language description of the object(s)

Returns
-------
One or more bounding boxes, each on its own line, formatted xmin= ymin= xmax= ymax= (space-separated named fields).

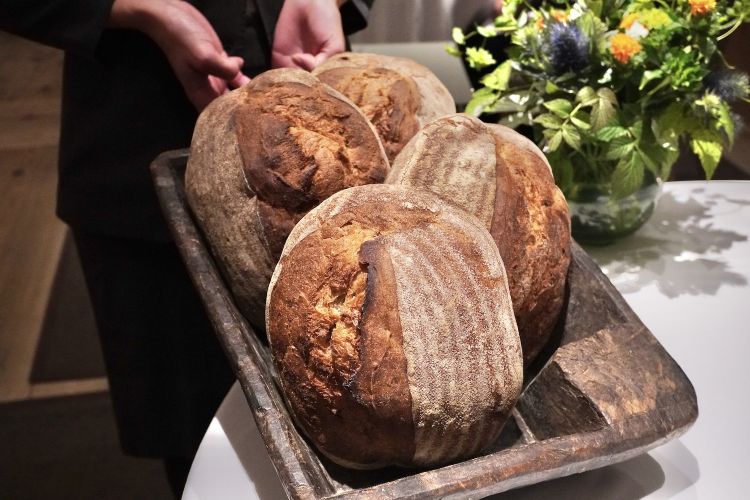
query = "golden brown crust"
xmin=487 ymin=123 xmax=571 ymax=364
xmin=267 ymin=184 xmax=523 ymax=468
xmin=185 ymin=68 xmax=389 ymax=327
xmin=313 ymin=52 xmax=455 ymax=162
xmin=386 ymin=115 xmax=571 ymax=366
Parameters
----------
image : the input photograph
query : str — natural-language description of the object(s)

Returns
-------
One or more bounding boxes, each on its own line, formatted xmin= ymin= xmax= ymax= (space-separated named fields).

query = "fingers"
xmin=192 ymin=45 xmax=243 ymax=80
xmin=291 ymin=53 xmax=317 ymax=71
xmin=229 ymin=71 xmax=251 ymax=89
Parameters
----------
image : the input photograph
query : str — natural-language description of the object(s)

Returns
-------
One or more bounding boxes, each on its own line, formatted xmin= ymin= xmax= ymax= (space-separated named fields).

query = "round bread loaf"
xmin=186 ymin=69 xmax=389 ymax=328
xmin=387 ymin=114 xmax=571 ymax=366
xmin=312 ymin=52 xmax=455 ymax=162
xmin=266 ymin=184 xmax=523 ymax=469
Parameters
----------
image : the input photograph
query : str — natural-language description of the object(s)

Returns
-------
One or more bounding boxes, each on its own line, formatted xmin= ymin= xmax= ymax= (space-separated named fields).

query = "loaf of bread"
xmin=312 ymin=52 xmax=455 ymax=162
xmin=266 ymin=184 xmax=523 ymax=469
xmin=387 ymin=114 xmax=571 ymax=366
xmin=186 ymin=69 xmax=389 ymax=328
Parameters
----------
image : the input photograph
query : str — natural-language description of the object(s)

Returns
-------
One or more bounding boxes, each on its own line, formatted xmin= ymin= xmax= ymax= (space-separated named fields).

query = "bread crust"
xmin=186 ymin=68 xmax=389 ymax=328
xmin=313 ymin=52 xmax=455 ymax=161
xmin=387 ymin=114 xmax=571 ymax=365
xmin=267 ymin=184 xmax=522 ymax=468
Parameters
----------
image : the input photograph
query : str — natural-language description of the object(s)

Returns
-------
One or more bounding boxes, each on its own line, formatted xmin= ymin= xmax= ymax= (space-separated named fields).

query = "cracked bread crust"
xmin=267 ymin=184 xmax=523 ymax=469
xmin=387 ymin=114 xmax=571 ymax=366
xmin=313 ymin=52 xmax=455 ymax=162
xmin=185 ymin=68 xmax=389 ymax=328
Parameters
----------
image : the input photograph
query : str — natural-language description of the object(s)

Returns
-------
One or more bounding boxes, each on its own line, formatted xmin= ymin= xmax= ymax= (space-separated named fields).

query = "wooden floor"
xmin=0 ymin=33 xmax=107 ymax=402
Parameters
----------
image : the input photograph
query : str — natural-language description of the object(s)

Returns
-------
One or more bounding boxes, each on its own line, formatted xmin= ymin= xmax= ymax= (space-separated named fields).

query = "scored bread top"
xmin=186 ymin=68 xmax=389 ymax=328
xmin=267 ymin=184 xmax=522 ymax=468
xmin=313 ymin=52 xmax=456 ymax=162
xmin=387 ymin=114 xmax=571 ymax=366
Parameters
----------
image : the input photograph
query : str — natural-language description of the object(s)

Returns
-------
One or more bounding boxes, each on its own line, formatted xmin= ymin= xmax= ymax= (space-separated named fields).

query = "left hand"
xmin=272 ymin=0 xmax=346 ymax=71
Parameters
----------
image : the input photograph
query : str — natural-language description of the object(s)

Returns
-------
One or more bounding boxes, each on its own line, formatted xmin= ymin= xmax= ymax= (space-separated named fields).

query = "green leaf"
xmin=639 ymin=70 xmax=664 ymax=90
xmin=546 ymin=80 xmax=560 ymax=93
xmin=485 ymin=91 xmax=531 ymax=113
xmin=477 ymin=24 xmax=498 ymax=37
xmin=562 ymin=125 xmax=582 ymax=150
xmin=452 ymin=27 xmax=466 ymax=45
xmin=611 ymin=154 xmax=645 ymax=199
xmin=444 ymin=44 xmax=462 ymax=57
xmin=576 ymin=86 xmax=598 ymax=106
xmin=570 ymin=112 xmax=592 ymax=130
xmin=549 ymin=152 xmax=574 ymax=193
xmin=591 ymin=88 xmax=618 ymax=130
xmin=465 ymin=47 xmax=497 ymax=69
xmin=543 ymin=98 xmax=573 ymax=118
xmin=655 ymin=102 xmax=686 ymax=138
xmin=587 ymin=0 xmax=604 ymax=17
xmin=605 ymin=138 xmax=635 ymax=160
xmin=534 ymin=113 xmax=563 ymax=129
xmin=640 ymin=141 xmax=675 ymax=179
xmin=629 ymin=120 xmax=644 ymax=140
xmin=637 ymin=147 xmax=660 ymax=177
xmin=480 ymin=60 xmax=512 ymax=91
xmin=690 ymin=130 xmax=723 ymax=179
xmin=500 ymin=111 xmax=534 ymax=128
xmin=577 ymin=11 xmax=608 ymax=50
xmin=717 ymin=100 xmax=735 ymax=143
xmin=546 ymin=130 xmax=564 ymax=151
xmin=596 ymin=125 xmax=628 ymax=141
xmin=597 ymin=87 xmax=617 ymax=104
xmin=463 ymin=88 xmax=498 ymax=116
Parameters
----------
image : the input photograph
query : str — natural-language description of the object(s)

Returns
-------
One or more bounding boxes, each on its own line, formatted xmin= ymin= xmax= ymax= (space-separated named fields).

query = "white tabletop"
xmin=183 ymin=181 xmax=750 ymax=500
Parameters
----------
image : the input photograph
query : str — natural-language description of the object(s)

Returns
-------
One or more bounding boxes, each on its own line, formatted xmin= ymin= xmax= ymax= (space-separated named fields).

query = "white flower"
xmin=626 ymin=21 xmax=650 ymax=40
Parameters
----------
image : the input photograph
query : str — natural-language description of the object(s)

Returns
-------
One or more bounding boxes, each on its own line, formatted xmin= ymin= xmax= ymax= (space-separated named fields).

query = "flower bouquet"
xmin=450 ymin=0 xmax=750 ymax=243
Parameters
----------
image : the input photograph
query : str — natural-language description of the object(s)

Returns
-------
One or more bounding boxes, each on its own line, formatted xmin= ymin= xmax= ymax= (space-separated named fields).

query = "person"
xmin=0 ymin=0 xmax=373 ymax=495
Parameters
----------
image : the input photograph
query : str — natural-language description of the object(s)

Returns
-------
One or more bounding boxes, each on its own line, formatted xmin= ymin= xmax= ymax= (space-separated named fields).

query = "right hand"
xmin=109 ymin=0 xmax=250 ymax=111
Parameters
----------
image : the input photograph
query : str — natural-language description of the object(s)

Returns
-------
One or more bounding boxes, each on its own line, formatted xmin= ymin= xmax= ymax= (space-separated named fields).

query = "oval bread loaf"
xmin=267 ymin=184 xmax=523 ymax=469
xmin=186 ymin=68 xmax=389 ymax=328
xmin=387 ymin=114 xmax=571 ymax=366
xmin=312 ymin=52 xmax=455 ymax=162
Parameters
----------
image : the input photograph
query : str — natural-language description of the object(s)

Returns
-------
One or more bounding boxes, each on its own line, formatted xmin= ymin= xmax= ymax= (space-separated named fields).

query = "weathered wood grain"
xmin=151 ymin=151 xmax=698 ymax=500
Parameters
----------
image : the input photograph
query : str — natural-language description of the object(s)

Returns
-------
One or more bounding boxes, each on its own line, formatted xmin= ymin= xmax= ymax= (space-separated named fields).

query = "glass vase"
xmin=566 ymin=171 xmax=662 ymax=246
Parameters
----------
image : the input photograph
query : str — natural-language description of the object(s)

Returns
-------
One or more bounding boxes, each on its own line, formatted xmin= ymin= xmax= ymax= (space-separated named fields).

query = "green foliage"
xmin=446 ymin=0 xmax=750 ymax=196
xmin=465 ymin=47 xmax=497 ymax=69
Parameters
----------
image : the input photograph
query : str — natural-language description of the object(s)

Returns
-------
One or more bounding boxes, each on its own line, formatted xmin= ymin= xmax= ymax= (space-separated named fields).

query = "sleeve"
xmin=0 ymin=0 xmax=116 ymax=56
xmin=340 ymin=0 xmax=374 ymax=35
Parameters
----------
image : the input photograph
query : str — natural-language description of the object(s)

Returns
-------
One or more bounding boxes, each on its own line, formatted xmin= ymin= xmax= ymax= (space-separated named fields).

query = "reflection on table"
xmin=183 ymin=181 xmax=750 ymax=500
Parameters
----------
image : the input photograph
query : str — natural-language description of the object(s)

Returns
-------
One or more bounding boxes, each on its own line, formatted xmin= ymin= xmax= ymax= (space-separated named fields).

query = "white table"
xmin=183 ymin=181 xmax=750 ymax=500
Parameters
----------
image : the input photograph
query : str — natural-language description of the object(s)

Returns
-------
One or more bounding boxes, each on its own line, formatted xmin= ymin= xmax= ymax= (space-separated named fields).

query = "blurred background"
xmin=1 ymin=1 xmax=748 ymax=498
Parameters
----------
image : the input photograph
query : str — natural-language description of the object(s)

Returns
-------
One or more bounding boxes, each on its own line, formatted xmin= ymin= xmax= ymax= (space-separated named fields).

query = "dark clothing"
xmin=1 ymin=0 xmax=373 ymax=240
xmin=73 ymin=230 xmax=235 ymax=458
xmin=1 ymin=0 xmax=373 ymax=458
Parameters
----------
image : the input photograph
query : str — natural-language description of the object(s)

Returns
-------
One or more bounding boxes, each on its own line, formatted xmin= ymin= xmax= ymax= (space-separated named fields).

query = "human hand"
xmin=109 ymin=0 xmax=250 ymax=110
xmin=272 ymin=0 xmax=346 ymax=71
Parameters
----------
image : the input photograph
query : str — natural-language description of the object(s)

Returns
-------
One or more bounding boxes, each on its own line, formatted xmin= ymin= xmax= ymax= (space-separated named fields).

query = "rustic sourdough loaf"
xmin=387 ymin=114 xmax=571 ymax=366
xmin=266 ymin=184 xmax=523 ymax=469
xmin=186 ymin=69 xmax=389 ymax=328
xmin=312 ymin=52 xmax=455 ymax=162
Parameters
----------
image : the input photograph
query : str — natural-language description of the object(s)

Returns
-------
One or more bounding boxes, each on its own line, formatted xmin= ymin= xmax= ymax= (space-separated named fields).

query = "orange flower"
xmin=610 ymin=33 xmax=642 ymax=64
xmin=535 ymin=16 xmax=545 ymax=30
xmin=689 ymin=0 xmax=716 ymax=15
xmin=551 ymin=9 xmax=569 ymax=23
xmin=620 ymin=13 xmax=640 ymax=29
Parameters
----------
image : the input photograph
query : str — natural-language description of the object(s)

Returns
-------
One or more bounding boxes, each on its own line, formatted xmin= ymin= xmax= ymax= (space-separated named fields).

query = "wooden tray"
xmin=151 ymin=150 xmax=698 ymax=499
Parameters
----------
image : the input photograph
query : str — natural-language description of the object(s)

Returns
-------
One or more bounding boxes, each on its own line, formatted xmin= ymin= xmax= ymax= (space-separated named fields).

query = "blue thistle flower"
xmin=704 ymin=70 xmax=750 ymax=103
xmin=547 ymin=23 xmax=590 ymax=75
